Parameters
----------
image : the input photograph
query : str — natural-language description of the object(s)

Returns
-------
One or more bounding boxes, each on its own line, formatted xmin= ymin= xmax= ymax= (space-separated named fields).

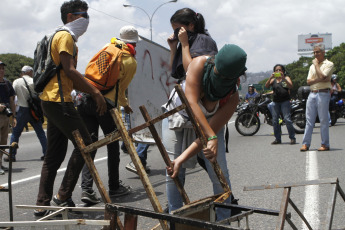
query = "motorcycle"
xmin=329 ymin=99 xmax=345 ymax=126
xmin=235 ymin=94 xmax=306 ymax=136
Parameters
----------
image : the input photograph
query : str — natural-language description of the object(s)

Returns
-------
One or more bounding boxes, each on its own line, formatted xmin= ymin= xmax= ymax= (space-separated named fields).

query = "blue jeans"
xmin=10 ymin=106 xmax=47 ymax=156
xmin=270 ymin=100 xmax=295 ymax=142
xmin=162 ymin=118 xmax=231 ymax=220
xmin=137 ymin=143 xmax=149 ymax=166
xmin=302 ymin=92 xmax=331 ymax=147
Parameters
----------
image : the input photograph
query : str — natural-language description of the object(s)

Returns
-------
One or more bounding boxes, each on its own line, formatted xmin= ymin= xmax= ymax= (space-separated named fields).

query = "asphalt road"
xmin=1 ymin=116 xmax=345 ymax=229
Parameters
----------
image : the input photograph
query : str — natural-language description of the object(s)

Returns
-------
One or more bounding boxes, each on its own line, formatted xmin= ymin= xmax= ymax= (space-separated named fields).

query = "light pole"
xmin=123 ymin=0 xmax=177 ymax=41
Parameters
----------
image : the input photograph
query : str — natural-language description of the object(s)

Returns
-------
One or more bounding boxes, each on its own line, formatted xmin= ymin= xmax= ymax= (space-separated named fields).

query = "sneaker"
xmin=109 ymin=181 xmax=131 ymax=197
xmin=34 ymin=209 xmax=51 ymax=217
xmin=121 ymin=145 xmax=128 ymax=154
xmin=0 ymin=169 xmax=4 ymax=175
xmin=125 ymin=162 xmax=150 ymax=175
xmin=4 ymin=156 xmax=16 ymax=162
xmin=81 ymin=191 xmax=101 ymax=204
xmin=1 ymin=165 xmax=8 ymax=171
xmin=290 ymin=139 xmax=296 ymax=145
xmin=271 ymin=140 xmax=281 ymax=145
xmin=51 ymin=195 xmax=75 ymax=207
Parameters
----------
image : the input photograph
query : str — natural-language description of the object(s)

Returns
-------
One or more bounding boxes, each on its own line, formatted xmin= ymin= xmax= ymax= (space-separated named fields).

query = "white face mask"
xmin=63 ymin=17 xmax=89 ymax=42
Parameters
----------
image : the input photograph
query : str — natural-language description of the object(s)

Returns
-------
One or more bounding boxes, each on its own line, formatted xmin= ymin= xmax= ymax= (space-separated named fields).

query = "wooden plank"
xmin=72 ymin=130 xmax=123 ymax=230
xmin=0 ymin=220 xmax=110 ymax=227
xmin=174 ymin=85 xmax=231 ymax=193
xmin=244 ymin=178 xmax=338 ymax=191
xmin=123 ymin=213 xmax=138 ymax=230
xmin=275 ymin=187 xmax=291 ymax=230
xmin=110 ymin=109 xmax=169 ymax=230
xmin=139 ymin=105 xmax=190 ymax=205
xmin=83 ymin=105 xmax=186 ymax=153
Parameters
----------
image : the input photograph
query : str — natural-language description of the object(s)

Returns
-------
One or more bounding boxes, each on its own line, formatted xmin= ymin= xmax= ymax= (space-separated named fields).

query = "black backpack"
xmin=33 ymin=31 xmax=63 ymax=93
xmin=33 ymin=30 xmax=76 ymax=116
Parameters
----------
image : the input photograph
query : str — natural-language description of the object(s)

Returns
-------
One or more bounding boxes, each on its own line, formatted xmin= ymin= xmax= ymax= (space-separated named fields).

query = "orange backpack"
xmin=85 ymin=42 xmax=130 ymax=91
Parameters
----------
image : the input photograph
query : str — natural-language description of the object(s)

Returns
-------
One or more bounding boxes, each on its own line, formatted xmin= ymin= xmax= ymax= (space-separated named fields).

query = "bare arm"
xmin=178 ymin=27 xmax=193 ymax=72
xmin=337 ymin=83 xmax=342 ymax=92
xmin=167 ymin=33 xmax=178 ymax=68
xmin=60 ymin=51 xmax=106 ymax=115
xmin=283 ymin=76 xmax=293 ymax=89
xmin=265 ymin=74 xmax=275 ymax=89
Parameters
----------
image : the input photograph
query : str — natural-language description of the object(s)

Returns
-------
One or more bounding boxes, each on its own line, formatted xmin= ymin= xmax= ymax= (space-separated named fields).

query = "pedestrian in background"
xmin=300 ymin=43 xmax=335 ymax=152
xmin=6 ymin=66 xmax=47 ymax=162
xmin=0 ymin=60 xmax=16 ymax=175
xmin=78 ymin=25 xmax=139 ymax=204
xmin=245 ymin=84 xmax=258 ymax=104
xmin=264 ymin=64 xmax=296 ymax=145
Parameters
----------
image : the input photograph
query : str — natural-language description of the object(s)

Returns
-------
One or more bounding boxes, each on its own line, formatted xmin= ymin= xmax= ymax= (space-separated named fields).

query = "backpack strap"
xmin=56 ymin=35 xmax=77 ymax=117
xmin=22 ymin=77 xmax=34 ymax=100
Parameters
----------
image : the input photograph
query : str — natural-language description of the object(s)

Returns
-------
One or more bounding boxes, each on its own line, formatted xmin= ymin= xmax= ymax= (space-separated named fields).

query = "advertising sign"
xmin=298 ymin=33 xmax=332 ymax=55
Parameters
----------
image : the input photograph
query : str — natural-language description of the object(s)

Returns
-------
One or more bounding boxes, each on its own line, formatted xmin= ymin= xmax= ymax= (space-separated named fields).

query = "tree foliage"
xmin=0 ymin=53 xmax=34 ymax=83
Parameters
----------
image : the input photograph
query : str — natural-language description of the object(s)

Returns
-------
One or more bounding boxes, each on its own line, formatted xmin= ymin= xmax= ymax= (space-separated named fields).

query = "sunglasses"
xmin=71 ymin=11 xmax=89 ymax=19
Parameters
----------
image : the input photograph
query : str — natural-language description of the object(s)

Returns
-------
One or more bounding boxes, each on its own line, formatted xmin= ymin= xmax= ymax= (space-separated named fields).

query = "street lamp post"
xmin=123 ymin=0 xmax=177 ymax=41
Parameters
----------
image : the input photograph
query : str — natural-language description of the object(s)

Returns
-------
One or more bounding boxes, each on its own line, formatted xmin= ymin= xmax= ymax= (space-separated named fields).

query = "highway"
xmin=0 ymin=116 xmax=345 ymax=229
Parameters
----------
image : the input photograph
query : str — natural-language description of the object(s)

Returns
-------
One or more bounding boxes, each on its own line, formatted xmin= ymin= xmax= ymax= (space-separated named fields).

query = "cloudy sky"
xmin=1 ymin=0 xmax=344 ymax=73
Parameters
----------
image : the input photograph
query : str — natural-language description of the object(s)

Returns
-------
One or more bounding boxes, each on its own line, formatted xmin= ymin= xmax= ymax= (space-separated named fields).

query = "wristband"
xmin=207 ymin=135 xmax=217 ymax=141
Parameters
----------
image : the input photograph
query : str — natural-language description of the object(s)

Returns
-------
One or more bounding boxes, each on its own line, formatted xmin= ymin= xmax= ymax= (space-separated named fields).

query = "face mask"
xmin=64 ymin=17 xmax=89 ymax=42
xmin=173 ymin=27 xmax=196 ymax=41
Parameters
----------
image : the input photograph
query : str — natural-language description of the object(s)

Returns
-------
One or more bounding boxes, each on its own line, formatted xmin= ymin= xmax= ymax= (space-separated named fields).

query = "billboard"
xmin=128 ymin=36 xmax=177 ymax=143
xmin=298 ymin=33 xmax=332 ymax=55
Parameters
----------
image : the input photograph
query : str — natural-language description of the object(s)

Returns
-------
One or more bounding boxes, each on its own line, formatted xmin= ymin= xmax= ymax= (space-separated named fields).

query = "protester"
xmin=34 ymin=0 xmax=107 ymax=216
xmin=0 ymin=61 xmax=16 ymax=175
xmin=264 ymin=64 xmax=296 ymax=145
xmin=164 ymin=44 xmax=246 ymax=220
xmin=300 ymin=43 xmax=335 ymax=152
xmin=245 ymin=84 xmax=258 ymax=104
xmin=127 ymin=8 xmax=219 ymax=177
xmin=5 ymin=66 xmax=47 ymax=162
xmin=78 ymin=25 xmax=139 ymax=204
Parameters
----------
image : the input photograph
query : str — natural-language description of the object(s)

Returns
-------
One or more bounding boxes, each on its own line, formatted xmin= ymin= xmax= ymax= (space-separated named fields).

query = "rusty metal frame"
xmin=0 ymin=142 xmax=18 ymax=230
xmin=243 ymin=177 xmax=345 ymax=230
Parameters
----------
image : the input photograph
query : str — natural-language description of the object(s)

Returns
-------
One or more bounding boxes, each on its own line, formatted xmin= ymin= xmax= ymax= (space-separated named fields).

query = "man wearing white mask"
xmin=34 ymin=0 xmax=106 ymax=216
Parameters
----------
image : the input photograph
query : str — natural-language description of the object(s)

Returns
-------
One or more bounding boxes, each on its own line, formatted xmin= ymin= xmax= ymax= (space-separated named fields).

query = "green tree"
xmin=0 ymin=53 xmax=34 ymax=82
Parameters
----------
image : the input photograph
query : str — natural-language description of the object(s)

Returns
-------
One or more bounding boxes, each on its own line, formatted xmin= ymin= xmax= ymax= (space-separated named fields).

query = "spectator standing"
xmin=264 ymin=64 xmax=296 ymax=145
xmin=300 ymin=43 xmax=335 ymax=152
xmin=5 ymin=66 xmax=47 ymax=162
xmin=78 ymin=25 xmax=139 ymax=204
xmin=34 ymin=0 xmax=107 ymax=216
xmin=0 ymin=60 xmax=16 ymax=175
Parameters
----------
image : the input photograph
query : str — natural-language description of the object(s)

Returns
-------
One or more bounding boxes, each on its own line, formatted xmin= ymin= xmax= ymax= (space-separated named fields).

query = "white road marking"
xmin=1 ymin=157 xmax=108 ymax=187
xmin=302 ymin=151 xmax=320 ymax=230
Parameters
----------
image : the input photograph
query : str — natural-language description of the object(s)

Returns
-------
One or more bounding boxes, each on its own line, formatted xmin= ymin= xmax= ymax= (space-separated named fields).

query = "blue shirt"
xmin=245 ymin=91 xmax=258 ymax=103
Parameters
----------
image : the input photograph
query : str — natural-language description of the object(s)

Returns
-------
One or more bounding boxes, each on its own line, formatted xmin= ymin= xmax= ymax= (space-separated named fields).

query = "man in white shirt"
xmin=300 ymin=43 xmax=335 ymax=152
xmin=5 ymin=66 xmax=47 ymax=162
